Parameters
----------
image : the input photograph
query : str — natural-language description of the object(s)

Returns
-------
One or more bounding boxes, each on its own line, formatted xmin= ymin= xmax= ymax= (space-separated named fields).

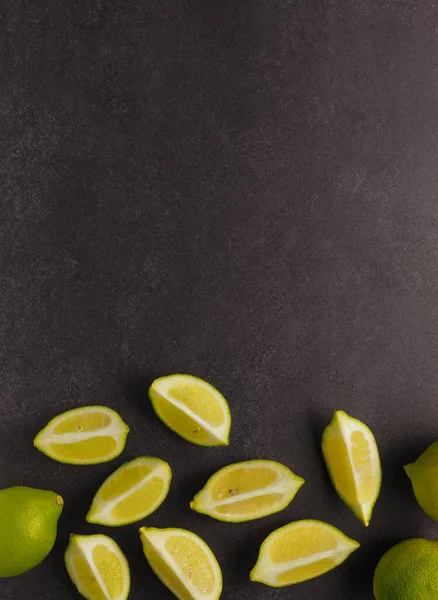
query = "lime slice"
xmin=250 ymin=520 xmax=359 ymax=587
xmin=149 ymin=374 xmax=231 ymax=446
xmin=87 ymin=457 xmax=172 ymax=526
xmin=65 ymin=534 xmax=130 ymax=600
xmin=321 ymin=410 xmax=381 ymax=526
xmin=140 ymin=527 xmax=222 ymax=600
xmin=191 ymin=460 xmax=304 ymax=522
xmin=34 ymin=406 xmax=129 ymax=465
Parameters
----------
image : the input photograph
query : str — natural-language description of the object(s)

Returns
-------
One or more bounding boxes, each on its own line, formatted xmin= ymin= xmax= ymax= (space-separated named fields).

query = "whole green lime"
xmin=374 ymin=538 xmax=438 ymax=599
xmin=0 ymin=486 xmax=64 ymax=577
xmin=405 ymin=442 xmax=438 ymax=521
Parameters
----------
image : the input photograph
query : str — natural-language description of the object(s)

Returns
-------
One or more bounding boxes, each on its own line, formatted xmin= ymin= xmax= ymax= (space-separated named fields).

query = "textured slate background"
xmin=2 ymin=0 xmax=438 ymax=598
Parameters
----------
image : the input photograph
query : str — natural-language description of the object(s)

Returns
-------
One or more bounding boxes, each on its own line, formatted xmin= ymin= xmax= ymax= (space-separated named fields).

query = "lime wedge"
xmin=87 ymin=457 xmax=172 ymax=526
xmin=65 ymin=534 xmax=130 ymax=600
xmin=251 ymin=520 xmax=359 ymax=587
xmin=149 ymin=374 xmax=231 ymax=446
xmin=322 ymin=410 xmax=381 ymax=526
xmin=140 ymin=527 xmax=222 ymax=600
xmin=191 ymin=460 xmax=304 ymax=522
xmin=34 ymin=406 xmax=129 ymax=465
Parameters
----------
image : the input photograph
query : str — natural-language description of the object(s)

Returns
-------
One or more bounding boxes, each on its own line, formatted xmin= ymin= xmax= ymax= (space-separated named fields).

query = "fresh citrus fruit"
xmin=149 ymin=374 xmax=231 ymax=446
xmin=87 ymin=456 xmax=172 ymax=526
xmin=404 ymin=442 xmax=438 ymax=521
xmin=250 ymin=519 xmax=359 ymax=587
xmin=321 ymin=409 xmax=381 ymax=526
xmin=65 ymin=534 xmax=130 ymax=600
xmin=140 ymin=526 xmax=222 ymax=600
xmin=191 ymin=460 xmax=304 ymax=522
xmin=34 ymin=406 xmax=129 ymax=465
xmin=0 ymin=486 xmax=64 ymax=577
xmin=374 ymin=538 xmax=438 ymax=599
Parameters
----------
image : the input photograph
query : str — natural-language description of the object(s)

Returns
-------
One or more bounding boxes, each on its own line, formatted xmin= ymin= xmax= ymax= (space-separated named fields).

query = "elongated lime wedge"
xmin=34 ymin=406 xmax=129 ymax=465
xmin=191 ymin=460 xmax=304 ymax=522
xmin=322 ymin=410 xmax=381 ymax=526
xmin=251 ymin=520 xmax=359 ymax=587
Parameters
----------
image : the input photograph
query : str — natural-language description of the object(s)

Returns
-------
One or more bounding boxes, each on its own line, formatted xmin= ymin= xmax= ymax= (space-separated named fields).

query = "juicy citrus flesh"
xmin=34 ymin=406 xmax=129 ymax=465
xmin=140 ymin=527 xmax=222 ymax=600
xmin=54 ymin=412 xmax=112 ymax=434
xmin=374 ymin=538 xmax=438 ymax=600
xmin=0 ymin=486 xmax=63 ymax=577
xmin=404 ymin=442 xmax=438 ymax=522
xmin=191 ymin=460 xmax=304 ymax=522
xmin=65 ymin=534 xmax=130 ymax=600
xmin=149 ymin=375 xmax=231 ymax=447
xmin=87 ymin=457 xmax=172 ymax=526
xmin=250 ymin=520 xmax=359 ymax=587
xmin=322 ymin=410 xmax=381 ymax=525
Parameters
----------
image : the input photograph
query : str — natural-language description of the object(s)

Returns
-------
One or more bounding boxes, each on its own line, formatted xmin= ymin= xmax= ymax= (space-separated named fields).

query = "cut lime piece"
xmin=321 ymin=410 xmax=381 ymax=526
xmin=65 ymin=534 xmax=130 ymax=600
xmin=34 ymin=406 xmax=129 ymax=465
xmin=140 ymin=527 xmax=222 ymax=600
xmin=87 ymin=456 xmax=172 ymax=526
xmin=191 ymin=460 xmax=304 ymax=522
xmin=149 ymin=374 xmax=231 ymax=446
xmin=250 ymin=520 xmax=359 ymax=587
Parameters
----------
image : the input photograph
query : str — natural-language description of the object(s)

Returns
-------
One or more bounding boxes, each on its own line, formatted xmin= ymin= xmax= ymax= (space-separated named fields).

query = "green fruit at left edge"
xmin=0 ymin=486 xmax=64 ymax=577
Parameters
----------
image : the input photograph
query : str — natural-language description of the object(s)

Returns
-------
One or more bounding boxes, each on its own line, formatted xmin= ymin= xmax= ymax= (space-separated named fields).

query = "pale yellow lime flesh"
xmin=34 ymin=406 xmax=129 ymax=465
xmin=191 ymin=460 xmax=304 ymax=522
xmin=149 ymin=375 xmax=231 ymax=446
xmin=140 ymin=527 xmax=222 ymax=600
xmin=322 ymin=410 xmax=381 ymax=526
xmin=87 ymin=457 xmax=172 ymax=526
xmin=251 ymin=520 xmax=359 ymax=587
xmin=65 ymin=534 xmax=130 ymax=600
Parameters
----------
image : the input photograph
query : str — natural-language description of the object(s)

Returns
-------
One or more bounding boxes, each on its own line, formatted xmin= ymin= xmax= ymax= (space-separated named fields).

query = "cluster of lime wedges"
xmin=2 ymin=374 xmax=438 ymax=599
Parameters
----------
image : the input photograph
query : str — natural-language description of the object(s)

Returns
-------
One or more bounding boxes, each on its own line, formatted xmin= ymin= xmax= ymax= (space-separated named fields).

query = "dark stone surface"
xmin=2 ymin=0 xmax=438 ymax=598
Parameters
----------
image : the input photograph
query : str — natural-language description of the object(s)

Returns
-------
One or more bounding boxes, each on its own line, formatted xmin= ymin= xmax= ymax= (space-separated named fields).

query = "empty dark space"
xmin=2 ymin=1 xmax=438 ymax=598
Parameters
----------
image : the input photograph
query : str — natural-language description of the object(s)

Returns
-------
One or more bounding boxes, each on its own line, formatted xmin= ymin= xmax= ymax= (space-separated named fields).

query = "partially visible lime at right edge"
xmin=0 ymin=486 xmax=64 ymax=577
xmin=404 ymin=442 xmax=438 ymax=521
xmin=374 ymin=538 xmax=438 ymax=599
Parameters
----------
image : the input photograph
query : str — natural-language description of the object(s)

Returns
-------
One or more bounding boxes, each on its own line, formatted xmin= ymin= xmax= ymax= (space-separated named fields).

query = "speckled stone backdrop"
xmin=2 ymin=0 xmax=438 ymax=598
